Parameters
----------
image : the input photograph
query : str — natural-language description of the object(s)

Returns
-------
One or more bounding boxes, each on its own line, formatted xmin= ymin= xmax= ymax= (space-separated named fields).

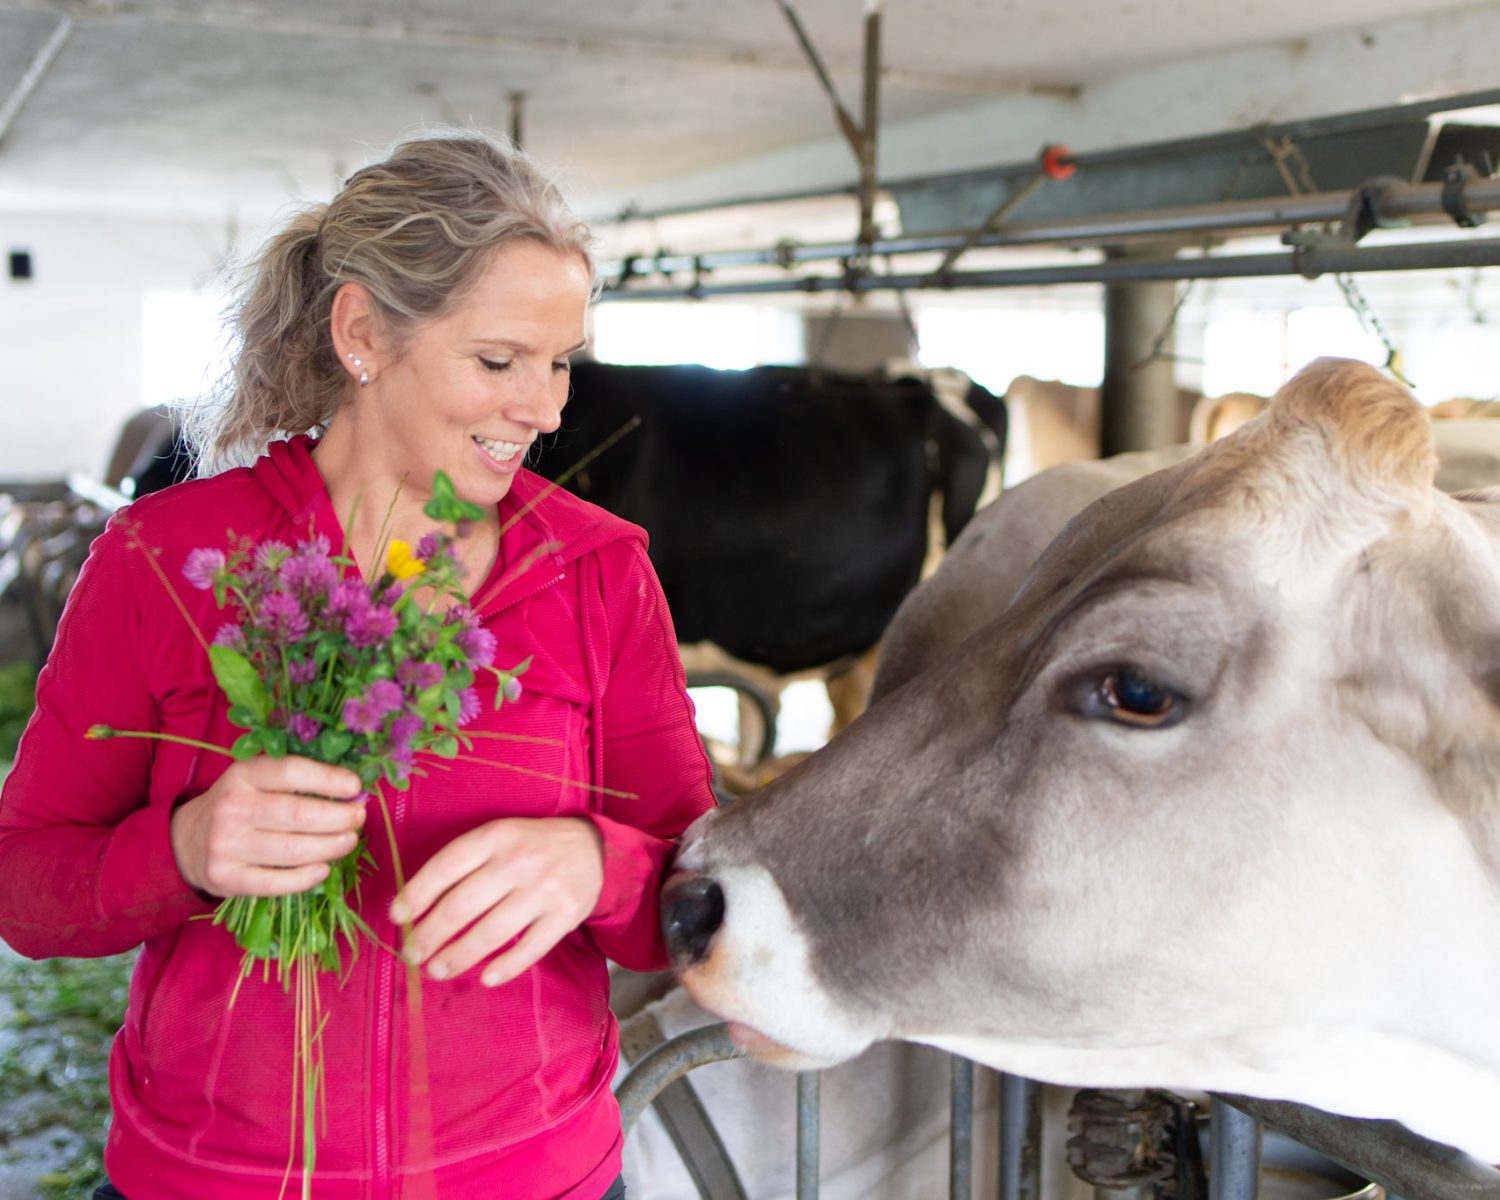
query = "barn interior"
xmin=2 ymin=1 xmax=1500 ymax=1197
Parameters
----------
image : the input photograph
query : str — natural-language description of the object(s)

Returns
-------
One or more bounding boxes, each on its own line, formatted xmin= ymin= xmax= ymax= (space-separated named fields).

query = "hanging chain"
xmin=1269 ymin=135 xmax=1414 ymax=387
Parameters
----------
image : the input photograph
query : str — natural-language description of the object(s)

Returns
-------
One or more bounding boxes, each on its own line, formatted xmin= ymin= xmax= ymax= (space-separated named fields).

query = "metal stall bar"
xmin=616 ymin=1022 xmax=744 ymax=1135
xmin=1208 ymin=1099 xmax=1262 ymax=1200
xmin=950 ymin=1057 xmax=975 ymax=1200
xmin=0 ymin=15 xmax=74 ymax=146
xmin=602 ymin=234 xmax=1500 ymax=300
xmin=797 ymin=1070 xmax=821 ymax=1199
xmin=999 ymin=1074 xmax=1042 ymax=1200
xmin=602 ymin=175 xmax=1500 ymax=282
xmin=1218 ymin=1095 xmax=1500 ymax=1200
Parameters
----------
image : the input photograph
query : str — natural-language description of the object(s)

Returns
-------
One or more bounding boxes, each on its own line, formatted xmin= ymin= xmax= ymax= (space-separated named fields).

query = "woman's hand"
xmin=169 ymin=756 xmax=365 ymax=897
xmin=390 ymin=817 xmax=604 ymax=988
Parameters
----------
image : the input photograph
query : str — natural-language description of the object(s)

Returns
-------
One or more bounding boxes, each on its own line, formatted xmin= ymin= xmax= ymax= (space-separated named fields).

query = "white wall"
xmin=1 ymin=212 xmax=227 ymax=482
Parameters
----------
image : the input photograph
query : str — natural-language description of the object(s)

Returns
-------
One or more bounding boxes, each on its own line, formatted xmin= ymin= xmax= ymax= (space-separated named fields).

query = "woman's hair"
xmin=185 ymin=131 xmax=595 ymax=471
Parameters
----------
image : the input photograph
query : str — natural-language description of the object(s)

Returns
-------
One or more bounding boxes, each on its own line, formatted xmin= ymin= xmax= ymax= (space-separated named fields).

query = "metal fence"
xmin=616 ymin=1025 xmax=1500 ymax=1200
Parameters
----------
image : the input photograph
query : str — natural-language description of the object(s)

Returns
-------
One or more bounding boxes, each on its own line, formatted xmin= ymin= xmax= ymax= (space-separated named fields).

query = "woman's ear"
xmin=330 ymin=282 xmax=382 ymax=387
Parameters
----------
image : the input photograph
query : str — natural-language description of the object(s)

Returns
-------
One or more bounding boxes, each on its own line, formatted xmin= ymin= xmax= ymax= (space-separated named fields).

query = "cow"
xmin=659 ymin=358 xmax=1500 ymax=1165
xmin=536 ymin=362 xmax=1005 ymax=678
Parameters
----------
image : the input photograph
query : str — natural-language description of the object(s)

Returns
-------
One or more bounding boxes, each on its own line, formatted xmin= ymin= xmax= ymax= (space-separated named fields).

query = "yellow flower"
xmin=385 ymin=539 xmax=426 ymax=580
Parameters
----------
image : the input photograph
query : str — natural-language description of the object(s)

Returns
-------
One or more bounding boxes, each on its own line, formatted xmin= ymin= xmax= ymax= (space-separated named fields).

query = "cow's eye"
xmin=1096 ymin=668 xmax=1180 ymax=728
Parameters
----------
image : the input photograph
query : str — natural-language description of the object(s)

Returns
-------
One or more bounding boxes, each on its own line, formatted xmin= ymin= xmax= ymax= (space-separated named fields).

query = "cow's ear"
xmin=1267 ymin=357 xmax=1437 ymax=497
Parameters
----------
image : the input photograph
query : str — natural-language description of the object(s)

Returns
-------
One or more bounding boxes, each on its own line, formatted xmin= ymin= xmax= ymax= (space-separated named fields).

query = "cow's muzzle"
xmin=662 ymin=871 xmax=724 ymax=965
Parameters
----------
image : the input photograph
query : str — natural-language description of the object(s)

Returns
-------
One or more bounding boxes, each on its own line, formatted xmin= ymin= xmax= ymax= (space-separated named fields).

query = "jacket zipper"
xmin=373 ymin=569 xmax=567 ymax=1197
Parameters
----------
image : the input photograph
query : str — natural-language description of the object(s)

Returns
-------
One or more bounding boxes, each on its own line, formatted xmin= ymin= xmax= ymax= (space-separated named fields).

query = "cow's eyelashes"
xmin=1063 ymin=667 xmax=1186 ymax=729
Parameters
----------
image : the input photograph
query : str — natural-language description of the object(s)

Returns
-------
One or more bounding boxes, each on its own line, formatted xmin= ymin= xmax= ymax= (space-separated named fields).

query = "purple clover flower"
xmin=455 ymin=624 xmax=497 ymax=667
xmin=287 ymin=657 xmax=318 ymax=684
xmin=258 ymin=592 xmax=310 ymax=641
xmin=281 ymin=543 xmax=338 ymax=594
xmin=388 ymin=713 xmax=423 ymax=764
xmin=288 ymin=714 xmax=322 ymax=743
xmin=397 ymin=659 xmax=443 ymax=690
xmin=327 ymin=580 xmax=368 ymax=616
xmin=212 ymin=623 xmax=246 ymax=651
xmin=254 ymin=540 xmax=292 ymax=572
xmin=456 ymin=686 xmax=481 ymax=727
xmin=346 ymin=603 xmax=397 ymax=647
xmin=183 ymin=548 xmax=226 ymax=591
xmin=501 ymin=675 xmax=524 ymax=703
xmin=414 ymin=533 xmax=440 ymax=562
xmin=342 ymin=679 xmax=404 ymax=735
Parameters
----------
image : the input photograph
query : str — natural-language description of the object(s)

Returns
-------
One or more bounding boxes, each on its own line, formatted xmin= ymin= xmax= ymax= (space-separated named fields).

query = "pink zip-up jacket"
xmin=0 ymin=436 xmax=716 ymax=1199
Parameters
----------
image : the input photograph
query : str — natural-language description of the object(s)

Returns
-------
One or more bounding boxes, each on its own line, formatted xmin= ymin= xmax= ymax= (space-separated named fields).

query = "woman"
xmin=0 ymin=133 xmax=716 ymax=1199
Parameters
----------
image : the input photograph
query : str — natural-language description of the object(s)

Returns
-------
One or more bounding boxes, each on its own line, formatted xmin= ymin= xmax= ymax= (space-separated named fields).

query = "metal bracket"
xmin=1281 ymin=173 xmax=1410 ymax=259
xmin=1441 ymin=154 xmax=1493 ymax=228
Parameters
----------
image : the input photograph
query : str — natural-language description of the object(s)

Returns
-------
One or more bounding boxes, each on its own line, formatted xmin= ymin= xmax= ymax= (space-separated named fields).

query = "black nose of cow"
xmin=662 ymin=873 xmax=725 ymax=965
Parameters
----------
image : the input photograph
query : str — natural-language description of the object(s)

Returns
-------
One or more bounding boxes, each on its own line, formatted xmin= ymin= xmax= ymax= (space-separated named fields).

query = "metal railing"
xmin=616 ymin=1026 xmax=1500 ymax=1200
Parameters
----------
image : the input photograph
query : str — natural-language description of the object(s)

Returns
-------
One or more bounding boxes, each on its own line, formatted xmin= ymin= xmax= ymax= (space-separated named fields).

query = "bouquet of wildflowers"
xmin=90 ymin=471 xmax=528 ymax=1195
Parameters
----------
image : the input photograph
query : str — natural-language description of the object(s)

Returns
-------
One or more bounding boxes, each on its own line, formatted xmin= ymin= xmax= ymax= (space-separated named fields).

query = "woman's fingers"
xmin=478 ymin=914 xmax=568 ymax=988
xmin=240 ymin=827 xmax=362 ymax=869
xmin=219 ymin=862 xmax=335 ymax=898
xmin=390 ymin=827 xmax=504 ymax=927
xmin=416 ymin=889 xmax=537 ymax=981
xmin=241 ymin=756 xmax=363 ymax=801
xmin=250 ymin=792 xmax=366 ymax=836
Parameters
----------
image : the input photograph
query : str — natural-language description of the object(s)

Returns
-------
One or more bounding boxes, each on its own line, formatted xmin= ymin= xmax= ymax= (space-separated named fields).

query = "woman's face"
xmin=360 ymin=239 xmax=592 ymax=508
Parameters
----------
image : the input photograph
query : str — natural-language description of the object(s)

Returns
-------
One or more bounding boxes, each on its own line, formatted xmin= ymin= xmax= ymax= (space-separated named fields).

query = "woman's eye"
xmin=479 ymin=357 xmax=511 ymax=372
xmin=552 ymin=360 xmax=572 ymax=374
xmin=1098 ymin=669 xmax=1176 ymax=726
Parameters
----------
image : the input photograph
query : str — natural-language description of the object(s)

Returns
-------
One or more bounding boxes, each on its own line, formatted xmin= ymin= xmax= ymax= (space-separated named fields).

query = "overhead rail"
xmin=593 ymin=86 xmax=1500 ymax=226
xmin=602 ymin=173 xmax=1500 ymax=285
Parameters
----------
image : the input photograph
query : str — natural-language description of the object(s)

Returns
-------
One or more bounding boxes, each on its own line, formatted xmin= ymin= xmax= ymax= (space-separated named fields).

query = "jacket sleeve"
xmin=0 ymin=517 xmax=215 ymax=959
xmin=580 ymin=539 xmax=716 ymax=972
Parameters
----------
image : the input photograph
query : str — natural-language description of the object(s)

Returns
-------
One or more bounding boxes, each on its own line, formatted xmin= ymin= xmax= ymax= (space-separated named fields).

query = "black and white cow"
xmin=533 ymin=361 xmax=1006 ymax=677
xmin=661 ymin=358 xmax=1500 ymax=1165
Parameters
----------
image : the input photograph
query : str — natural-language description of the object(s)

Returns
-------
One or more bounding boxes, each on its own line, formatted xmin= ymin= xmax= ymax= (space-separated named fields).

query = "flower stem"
xmin=88 ymin=728 xmax=237 ymax=757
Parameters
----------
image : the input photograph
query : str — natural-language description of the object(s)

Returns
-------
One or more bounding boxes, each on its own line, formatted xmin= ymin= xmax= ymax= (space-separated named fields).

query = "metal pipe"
xmin=1208 ymin=1099 xmax=1262 ymax=1200
xmin=1217 ymin=1095 xmax=1500 ymax=1200
xmin=601 ymin=235 xmax=1500 ymax=299
xmin=1101 ymin=248 xmax=1181 ymax=455
xmin=0 ymin=15 xmax=74 ymax=146
xmin=999 ymin=1074 xmax=1041 ymax=1200
xmin=950 ymin=1057 xmax=974 ymax=1200
xmin=774 ymin=0 xmax=864 ymax=158
xmin=603 ymin=176 xmax=1500 ymax=279
xmin=508 ymin=91 xmax=525 ymax=150
xmin=858 ymin=1 xmax=882 ymax=249
xmin=796 ymin=1070 xmax=821 ymax=1199
xmin=593 ymin=87 xmax=1500 ymax=225
xmin=614 ymin=1023 xmax=744 ymax=1135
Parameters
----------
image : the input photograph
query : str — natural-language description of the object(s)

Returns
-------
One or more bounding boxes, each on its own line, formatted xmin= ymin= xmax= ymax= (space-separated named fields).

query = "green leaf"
xmin=422 ymin=470 xmax=487 ymax=524
xmin=433 ymin=734 xmax=459 ymax=759
xmin=261 ymin=728 xmax=288 ymax=758
xmin=230 ymin=732 xmax=260 ymax=759
xmin=209 ymin=645 xmax=271 ymax=722
xmin=227 ymin=704 xmax=256 ymax=728
xmin=242 ymin=902 xmax=273 ymax=958
xmin=317 ymin=727 xmax=353 ymax=762
xmin=508 ymin=656 xmax=533 ymax=677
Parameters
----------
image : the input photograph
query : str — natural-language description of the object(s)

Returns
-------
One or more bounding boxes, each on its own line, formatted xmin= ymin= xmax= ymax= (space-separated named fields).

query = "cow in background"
xmin=532 ymin=361 xmax=1006 ymax=768
xmin=1002 ymin=376 xmax=1266 ymax=482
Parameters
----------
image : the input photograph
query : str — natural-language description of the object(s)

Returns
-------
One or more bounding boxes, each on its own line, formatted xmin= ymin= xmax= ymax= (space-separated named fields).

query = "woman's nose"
xmin=509 ymin=368 xmax=566 ymax=434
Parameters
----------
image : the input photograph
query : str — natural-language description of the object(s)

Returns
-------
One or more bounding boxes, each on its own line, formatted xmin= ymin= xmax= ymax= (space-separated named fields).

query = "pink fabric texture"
xmin=0 ymin=436 xmax=716 ymax=1199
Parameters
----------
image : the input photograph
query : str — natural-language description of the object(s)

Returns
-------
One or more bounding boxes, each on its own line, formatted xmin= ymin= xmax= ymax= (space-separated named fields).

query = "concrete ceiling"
xmin=2 ymin=0 xmax=1495 ymax=224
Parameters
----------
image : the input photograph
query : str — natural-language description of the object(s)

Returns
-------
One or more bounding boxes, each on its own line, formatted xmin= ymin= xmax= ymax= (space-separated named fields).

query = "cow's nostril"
xmin=662 ymin=874 xmax=725 ymax=965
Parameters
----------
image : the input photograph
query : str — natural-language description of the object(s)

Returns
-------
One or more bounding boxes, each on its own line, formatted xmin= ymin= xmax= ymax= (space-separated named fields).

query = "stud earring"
xmin=346 ymin=352 xmax=369 ymax=387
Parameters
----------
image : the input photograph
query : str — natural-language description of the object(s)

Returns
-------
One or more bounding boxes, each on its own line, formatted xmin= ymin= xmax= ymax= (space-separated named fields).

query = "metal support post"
xmin=1208 ymin=1098 xmax=1262 ymax=1200
xmin=999 ymin=1074 xmax=1042 ymax=1200
xmin=796 ymin=1070 xmax=821 ymax=1199
xmin=950 ymin=1057 xmax=974 ymax=1200
xmin=1101 ymin=248 xmax=1183 ymax=456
